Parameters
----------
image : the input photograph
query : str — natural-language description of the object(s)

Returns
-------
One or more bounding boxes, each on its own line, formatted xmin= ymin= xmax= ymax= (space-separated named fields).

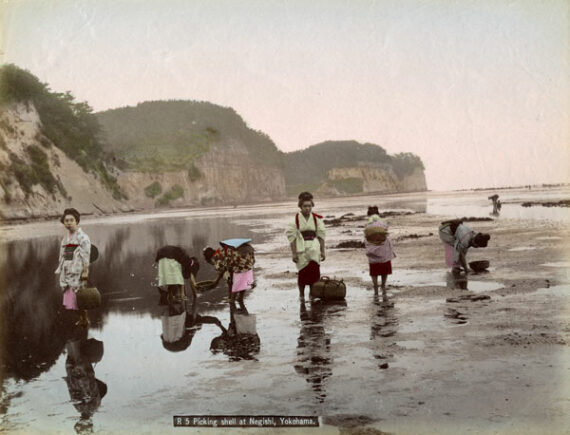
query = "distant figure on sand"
xmin=438 ymin=219 xmax=490 ymax=273
xmin=155 ymin=245 xmax=199 ymax=304
xmin=488 ymin=194 xmax=502 ymax=215
xmin=364 ymin=206 xmax=396 ymax=293
xmin=55 ymin=208 xmax=91 ymax=327
xmin=286 ymin=192 xmax=326 ymax=301
xmin=203 ymin=239 xmax=256 ymax=304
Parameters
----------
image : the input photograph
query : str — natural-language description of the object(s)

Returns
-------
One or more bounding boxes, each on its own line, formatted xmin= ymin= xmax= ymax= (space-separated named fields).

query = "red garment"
xmin=298 ymin=261 xmax=320 ymax=286
xmin=369 ymin=261 xmax=392 ymax=276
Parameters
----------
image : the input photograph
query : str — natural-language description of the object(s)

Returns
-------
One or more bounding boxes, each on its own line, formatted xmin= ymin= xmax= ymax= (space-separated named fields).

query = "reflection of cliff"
xmin=0 ymin=216 xmax=259 ymax=384
xmin=0 ymin=238 xmax=67 ymax=382
xmin=294 ymin=300 xmax=346 ymax=403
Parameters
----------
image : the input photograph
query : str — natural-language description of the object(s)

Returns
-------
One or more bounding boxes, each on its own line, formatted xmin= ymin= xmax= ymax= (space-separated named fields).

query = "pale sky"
xmin=2 ymin=0 xmax=569 ymax=190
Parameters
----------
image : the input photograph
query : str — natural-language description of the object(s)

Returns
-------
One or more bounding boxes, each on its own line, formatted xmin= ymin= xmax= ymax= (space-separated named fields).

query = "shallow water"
xmin=426 ymin=187 xmax=570 ymax=222
xmin=0 ymin=188 xmax=568 ymax=433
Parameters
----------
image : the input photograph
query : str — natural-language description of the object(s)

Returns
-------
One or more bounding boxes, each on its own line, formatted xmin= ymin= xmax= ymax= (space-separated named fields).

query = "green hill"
xmin=283 ymin=141 xmax=424 ymax=195
xmin=96 ymin=100 xmax=283 ymax=173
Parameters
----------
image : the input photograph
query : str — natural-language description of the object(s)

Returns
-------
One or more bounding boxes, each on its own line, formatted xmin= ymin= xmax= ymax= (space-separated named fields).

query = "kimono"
xmin=438 ymin=222 xmax=476 ymax=267
xmin=155 ymin=245 xmax=195 ymax=287
xmin=211 ymin=245 xmax=255 ymax=293
xmin=285 ymin=212 xmax=326 ymax=285
xmin=364 ymin=218 xmax=396 ymax=276
xmin=55 ymin=228 xmax=91 ymax=309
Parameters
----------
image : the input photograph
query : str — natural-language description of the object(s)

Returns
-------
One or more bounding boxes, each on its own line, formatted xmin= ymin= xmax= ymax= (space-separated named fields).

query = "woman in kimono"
xmin=286 ymin=192 xmax=326 ymax=301
xmin=55 ymin=208 xmax=91 ymax=327
xmin=203 ymin=239 xmax=255 ymax=304
xmin=364 ymin=206 xmax=396 ymax=293
xmin=438 ymin=219 xmax=490 ymax=273
xmin=155 ymin=245 xmax=200 ymax=304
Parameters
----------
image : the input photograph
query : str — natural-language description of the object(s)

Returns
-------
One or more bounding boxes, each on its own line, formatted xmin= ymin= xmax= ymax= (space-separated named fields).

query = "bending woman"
xmin=285 ymin=192 xmax=326 ymax=301
xmin=438 ymin=219 xmax=490 ymax=273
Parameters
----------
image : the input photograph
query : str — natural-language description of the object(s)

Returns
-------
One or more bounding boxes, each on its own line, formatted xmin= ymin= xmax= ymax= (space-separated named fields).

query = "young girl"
xmin=364 ymin=206 xmax=396 ymax=293
xmin=55 ymin=208 xmax=91 ymax=327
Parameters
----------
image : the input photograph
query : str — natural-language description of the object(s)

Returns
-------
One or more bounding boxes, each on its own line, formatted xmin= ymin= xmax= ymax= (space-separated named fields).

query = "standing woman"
xmin=286 ymin=192 xmax=326 ymax=301
xmin=364 ymin=206 xmax=396 ymax=293
xmin=55 ymin=208 xmax=91 ymax=327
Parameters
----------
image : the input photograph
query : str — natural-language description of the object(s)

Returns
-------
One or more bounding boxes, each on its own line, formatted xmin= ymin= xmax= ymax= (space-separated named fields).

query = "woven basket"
xmin=76 ymin=285 xmax=101 ymax=310
xmin=469 ymin=260 xmax=490 ymax=272
xmin=310 ymin=276 xmax=346 ymax=300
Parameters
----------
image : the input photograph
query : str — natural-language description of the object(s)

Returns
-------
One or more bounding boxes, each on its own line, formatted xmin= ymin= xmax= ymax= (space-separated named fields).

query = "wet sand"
xmin=1 ymin=189 xmax=569 ymax=434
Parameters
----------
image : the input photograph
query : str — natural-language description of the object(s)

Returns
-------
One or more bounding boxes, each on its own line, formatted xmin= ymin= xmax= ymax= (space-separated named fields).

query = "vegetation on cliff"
xmin=96 ymin=100 xmax=284 ymax=172
xmin=284 ymin=141 xmax=424 ymax=195
xmin=0 ymin=64 xmax=125 ymax=199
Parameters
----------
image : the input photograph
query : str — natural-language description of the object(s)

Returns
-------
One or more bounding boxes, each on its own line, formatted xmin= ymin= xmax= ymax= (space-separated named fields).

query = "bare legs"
xmin=298 ymin=284 xmax=306 ymax=301
xmin=371 ymin=274 xmax=388 ymax=294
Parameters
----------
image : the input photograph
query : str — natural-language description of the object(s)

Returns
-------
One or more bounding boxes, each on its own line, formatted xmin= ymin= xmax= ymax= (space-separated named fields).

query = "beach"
xmin=0 ymin=188 xmax=569 ymax=434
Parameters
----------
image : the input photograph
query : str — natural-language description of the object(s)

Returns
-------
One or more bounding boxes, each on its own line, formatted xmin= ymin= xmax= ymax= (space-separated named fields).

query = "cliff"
xmin=0 ymin=103 xmax=129 ymax=220
xmin=324 ymin=165 xmax=427 ymax=195
xmin=117 ymin=138 xmax=286 ymax=208
xmin=283 ymin=141 xmax=427 ymax=197
xmin=0 ymin=66 xmax=427 ymax=221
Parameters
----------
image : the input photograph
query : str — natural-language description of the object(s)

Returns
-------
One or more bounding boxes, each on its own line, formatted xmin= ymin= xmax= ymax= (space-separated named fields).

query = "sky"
xmin=1 ymin=0 xmax=569 ymax=191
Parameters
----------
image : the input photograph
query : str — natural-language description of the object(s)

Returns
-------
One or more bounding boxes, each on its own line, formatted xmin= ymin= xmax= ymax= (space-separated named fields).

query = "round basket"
xmin=195 ymin=280 xmax=217 ymax=291
xmin=469 ymin=260 xmax=490 ymax=272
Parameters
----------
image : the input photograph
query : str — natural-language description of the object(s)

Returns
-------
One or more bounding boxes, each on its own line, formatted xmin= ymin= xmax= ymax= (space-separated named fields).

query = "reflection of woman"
xmin=55 ymin=208 xmax=91 ymax=327
xmin=294 ymin=300 xmax=335 ymax=403
xmin=64 ymin=330 xmax=107 ymax=434
xmin=285 ymin=192 xmax=326 ymax=301
xmin=161 ymin=299 xmax=226 ymax=352
xmin=210 ymin=301 xmax=260 ymax=361
xmin=438 ymin=220 xmax=490 ymax=273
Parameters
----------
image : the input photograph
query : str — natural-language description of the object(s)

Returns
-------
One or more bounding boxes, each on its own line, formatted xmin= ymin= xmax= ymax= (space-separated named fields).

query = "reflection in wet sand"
xmin=210 ymin=300 xmax=260 ymax=361
xmin=64 ymin=325 xmax=107 ymax=434
xmin=294 ymin=300 xmax=347 ymax=403
xmin=370 ymin=293 xmax=398 ymax=368
xmin=161 ymin=295 xmax=226 ymax=353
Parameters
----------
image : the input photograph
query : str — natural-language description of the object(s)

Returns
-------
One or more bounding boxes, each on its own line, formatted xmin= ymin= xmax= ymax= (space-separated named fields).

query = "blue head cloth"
xmin=220 ymin=238 xmax=252 ymax=249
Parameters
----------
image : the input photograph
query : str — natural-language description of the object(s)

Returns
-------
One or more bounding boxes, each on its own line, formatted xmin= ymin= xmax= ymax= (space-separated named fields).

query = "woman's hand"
xmin=320 ymin=251 xmax=326 ymax=261
xmin=80 ymin=269 xmax=89 ymax=281
xmin=292 ymin=253 xmax=299 ymax=263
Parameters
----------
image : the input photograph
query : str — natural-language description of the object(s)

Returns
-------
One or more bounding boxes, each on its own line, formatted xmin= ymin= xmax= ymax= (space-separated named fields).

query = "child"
xmin=364 ymin=206 xmax=396 ymax=293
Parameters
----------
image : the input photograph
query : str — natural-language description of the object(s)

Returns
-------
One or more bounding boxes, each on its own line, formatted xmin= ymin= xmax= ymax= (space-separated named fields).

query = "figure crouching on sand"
xmin=285 ymin=192 xmax=326 ymax=301
xmin=364 ymin=206 xmax=396 ymax=294
xmin=203 ymin=239 xmax=255 ymax=305
xmin=438 ymin=219 xmax=490 ymax=274
xmin=55 ymin=208 xmax=91 ymax=327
